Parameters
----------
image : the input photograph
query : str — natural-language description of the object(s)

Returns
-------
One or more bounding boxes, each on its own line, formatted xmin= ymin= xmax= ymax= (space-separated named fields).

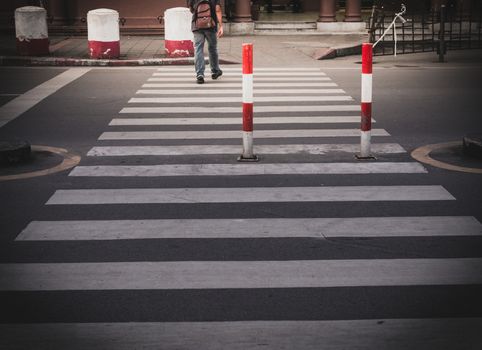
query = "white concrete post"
xmin=164 ymin=7 xmax=194 ymax=58
xmin=15 ymin=6 xmax=49 ymax=56
xmin=87 ymin=8 xmax=120 ymax=59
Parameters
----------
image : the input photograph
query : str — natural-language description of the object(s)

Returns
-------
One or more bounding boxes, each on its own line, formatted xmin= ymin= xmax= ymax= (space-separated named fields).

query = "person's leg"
xmin=193 ymin=31 xmax=206 ymax=78
xmin=205 ymin=30 xmax=221 ymax=76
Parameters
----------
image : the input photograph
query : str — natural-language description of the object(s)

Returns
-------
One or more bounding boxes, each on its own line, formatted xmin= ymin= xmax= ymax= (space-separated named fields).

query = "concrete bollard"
xmin=87 ymin=8 xmax=120 ymax=59
xmin=164 ymin=7 xmax=194 ymax=58
xmin=15 ymin=6 xmax=49 ymax=56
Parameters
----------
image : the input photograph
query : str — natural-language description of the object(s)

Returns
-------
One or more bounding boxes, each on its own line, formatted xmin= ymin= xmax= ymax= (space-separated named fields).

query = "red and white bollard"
xmin=87 ymin=9 xmax=120 ymax=59
xmin=15 ymin=6 xmax=49 ymax=56
xmin=358 ymin=43 xmax=375 ymax=159
xmin=238 ymin=43 xmax=258 ymax=162
xmin=164 ymin=7 xmax=194 ymax=58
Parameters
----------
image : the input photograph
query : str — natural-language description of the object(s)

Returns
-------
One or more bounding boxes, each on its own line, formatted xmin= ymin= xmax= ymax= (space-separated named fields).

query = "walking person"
xmin=188 ymin=0 xmax=224 ymax=84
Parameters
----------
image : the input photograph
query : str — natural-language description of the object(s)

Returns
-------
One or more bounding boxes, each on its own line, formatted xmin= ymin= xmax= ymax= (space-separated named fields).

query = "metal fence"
xmin=367 ymin=5 xmax=482 ymax=57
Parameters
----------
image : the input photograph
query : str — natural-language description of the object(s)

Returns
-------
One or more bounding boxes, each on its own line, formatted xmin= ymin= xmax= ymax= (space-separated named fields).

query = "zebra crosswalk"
xmin=4 ymin=66 xmax=482 ymax=349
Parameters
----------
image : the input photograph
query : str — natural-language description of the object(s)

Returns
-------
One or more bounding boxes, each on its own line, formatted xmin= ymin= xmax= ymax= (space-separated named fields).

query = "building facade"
xmin=0 ymin=0 xmax=477 ymax=35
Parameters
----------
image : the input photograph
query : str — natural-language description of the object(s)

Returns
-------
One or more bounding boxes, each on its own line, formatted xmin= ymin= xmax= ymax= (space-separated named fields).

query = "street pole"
xmin=238 ymin=43 xmax=258 ymax=162
xmin=357 ymin=43 xmax=375 ymax=160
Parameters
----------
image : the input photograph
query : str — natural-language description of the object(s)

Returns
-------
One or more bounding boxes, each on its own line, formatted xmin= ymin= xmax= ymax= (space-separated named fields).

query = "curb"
xmin=0 ymin=55 xmax=240 ymax=67
xmin=313 ymin=43 xmax=363 ymax=60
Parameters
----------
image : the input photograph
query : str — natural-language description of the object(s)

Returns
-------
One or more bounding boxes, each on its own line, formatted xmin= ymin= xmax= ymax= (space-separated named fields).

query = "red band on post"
xmin=243 ymin=103 xmax=254 ymax=132
xmin=362 ymin=43 xmax=373 ymax=74
xmin=164 ymin=40 xmax=194 ymax=58
xmin=361 ymin=103 xmax=372 ymax=131
xmin=242 ymin=44 xmax=253 ymax=74
xmin=16 ymin=38 xmax=49 ymax=56
xmin=88 ymin=40 xmax=120 ymax=59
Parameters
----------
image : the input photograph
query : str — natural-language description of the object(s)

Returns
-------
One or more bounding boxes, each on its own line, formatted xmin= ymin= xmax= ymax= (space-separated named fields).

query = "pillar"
xmin=46 ymin=0 xmax=69 ymax=26
xmin=233 ymin=0 xmax=252 ymax=22
xmin=318 ymin=0 xmax=336 ymax=22
xmin=345 ymin=0 xmax=362 ymax=22
xmin=221 ymin=0 xmax=227 ymax=23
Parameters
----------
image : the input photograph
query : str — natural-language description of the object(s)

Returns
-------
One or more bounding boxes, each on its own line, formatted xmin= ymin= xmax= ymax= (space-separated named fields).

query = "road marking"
xmin=45 ymin=186 xmax=454 ymax=205
xmin=0 ymin=68 xmax=91 ymax=128
xmin=142 ymin=83 xmax=339 ymax=88
xmin=411 ymin=141 xmax=482 ymax=174
xmin=153 ymin=72 xmax=327 ymax=77
xmin=1 ymin=319 xmax=480 ymax=349
xmin=98 ymin=129 xmax=390 ymax=140
xmin=0 ymin=258 xmax=478 ymax=290
xmin=148 ymin=77 xmax=332 ymax=82
xmin=87 ymin=144 xmax=406 ymax=156
xmin=0 ymin=146 xmax=80 ymax=182
xmin=120 ymin=105 xmax=360 ymax=114
xmin=136 ymin=89 xmax=346 ymax=95
xmin=109 ymin=116 xmax=367 ymax=125
xmin=128 ymin=96 xmax=354 ymax=103
xmin=69 ymin=162 xmax=427 ymax=177
xmin=17 ymin=216 xmax=481 ymax=241
xmin=157 ymin=67 xmax=325 ymax=71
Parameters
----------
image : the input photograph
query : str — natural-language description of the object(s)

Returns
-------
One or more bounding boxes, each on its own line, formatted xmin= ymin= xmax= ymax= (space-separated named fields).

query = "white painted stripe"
xmin=242 ymin=74 xmax=253 ymax=103
xmin=142 ymin=83 xmax=338 ymax=88
xmin=153 ymin=72 xmax=327 ymax=76
xmin=128 ymin=96 xmax=354 ymax=103
xmin=1 ymin=319 xmax=480 ymax=349
xmin=69 ymin=162 xmax=427 ymax=177
xmin=109 ymin=116 xmax=368 ymax=126
xmin=148 ymin=77 xmax=332 ymax=82
xmin=17 ymin=216 xmax=481 ymax=241
xmin=98 ymin=129 xmax=390 ymax=140
xmin=119 ymin=105 xmax=360 ymax=114
xmin=87 ymin=144 xmax=406 ymax=156
xmin=136 ymin=89 xmax=346 ymax=95
xmin=0 ymin=68 xmax=91 ymax=127
xmin=45 ymin=186 xmax=454 ymax=205
xmin=362 ymin=74 xmax=373 ymax=103
xmin=0 ymin=258 xmax=478 ymax=290
xmin=157 ymin=67 xmax=325 ymax=71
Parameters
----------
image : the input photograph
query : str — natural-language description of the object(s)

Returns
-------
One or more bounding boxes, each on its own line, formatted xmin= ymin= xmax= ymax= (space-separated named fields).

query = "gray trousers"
xmin=193 ymin=29 xmax=221 ymax=77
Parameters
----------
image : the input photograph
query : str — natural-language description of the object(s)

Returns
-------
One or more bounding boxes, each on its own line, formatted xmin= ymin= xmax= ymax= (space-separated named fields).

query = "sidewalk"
xmin=0 ymin=34 xmax=368 ymax=67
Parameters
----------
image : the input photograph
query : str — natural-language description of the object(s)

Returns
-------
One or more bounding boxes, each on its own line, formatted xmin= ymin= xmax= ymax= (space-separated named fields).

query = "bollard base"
xmin=237 ymin=155 xmax=259 ymax=162
xmin=356 ymin=154 xmax=377 ymax=161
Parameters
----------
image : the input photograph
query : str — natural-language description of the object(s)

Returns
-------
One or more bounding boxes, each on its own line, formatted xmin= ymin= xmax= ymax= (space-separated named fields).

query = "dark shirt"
xmin=188 ymin=0 xmax=221 ymax=31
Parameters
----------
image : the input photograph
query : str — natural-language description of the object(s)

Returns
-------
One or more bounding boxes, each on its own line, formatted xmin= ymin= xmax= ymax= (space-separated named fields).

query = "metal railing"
xmin=367 ymin=4 xmax=482 ymax=57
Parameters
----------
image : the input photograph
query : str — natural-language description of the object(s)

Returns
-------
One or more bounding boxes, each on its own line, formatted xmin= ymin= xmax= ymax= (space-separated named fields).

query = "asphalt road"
xmin=0 ymin=55 xmax=481 ymax=349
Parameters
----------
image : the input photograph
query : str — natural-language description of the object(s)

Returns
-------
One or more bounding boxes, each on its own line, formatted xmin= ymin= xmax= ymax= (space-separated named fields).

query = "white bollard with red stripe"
xmin=238 ymin=43 xmax=258 ymax=162
xmin=15 ymin=6 xmax=49 ymax=56
xmin=164 ymin=7 xmax=194 ymax=58
xmin=358 ymin=43 xmax=375 ymax=159
xmin=87 ymin=9 xmax=120 ymax=59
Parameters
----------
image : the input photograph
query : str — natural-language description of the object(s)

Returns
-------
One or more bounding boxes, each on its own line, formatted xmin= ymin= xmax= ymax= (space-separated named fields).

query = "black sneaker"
xmin=211 ymin=70 xmax=223 ymax=80
xmin=196 ymin=75 xmax=204 ymax=84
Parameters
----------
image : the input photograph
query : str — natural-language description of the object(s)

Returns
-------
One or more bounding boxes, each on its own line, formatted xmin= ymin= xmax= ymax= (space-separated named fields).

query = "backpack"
xmin=194 ymin=0 xmax=215 ymax=29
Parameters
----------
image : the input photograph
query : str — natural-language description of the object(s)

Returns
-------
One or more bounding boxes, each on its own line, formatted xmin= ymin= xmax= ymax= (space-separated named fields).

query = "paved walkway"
xmin=0 ymin=34 xmax=367 ymax=66
xmin=2 ymin=33 xmax=482 ymax=67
